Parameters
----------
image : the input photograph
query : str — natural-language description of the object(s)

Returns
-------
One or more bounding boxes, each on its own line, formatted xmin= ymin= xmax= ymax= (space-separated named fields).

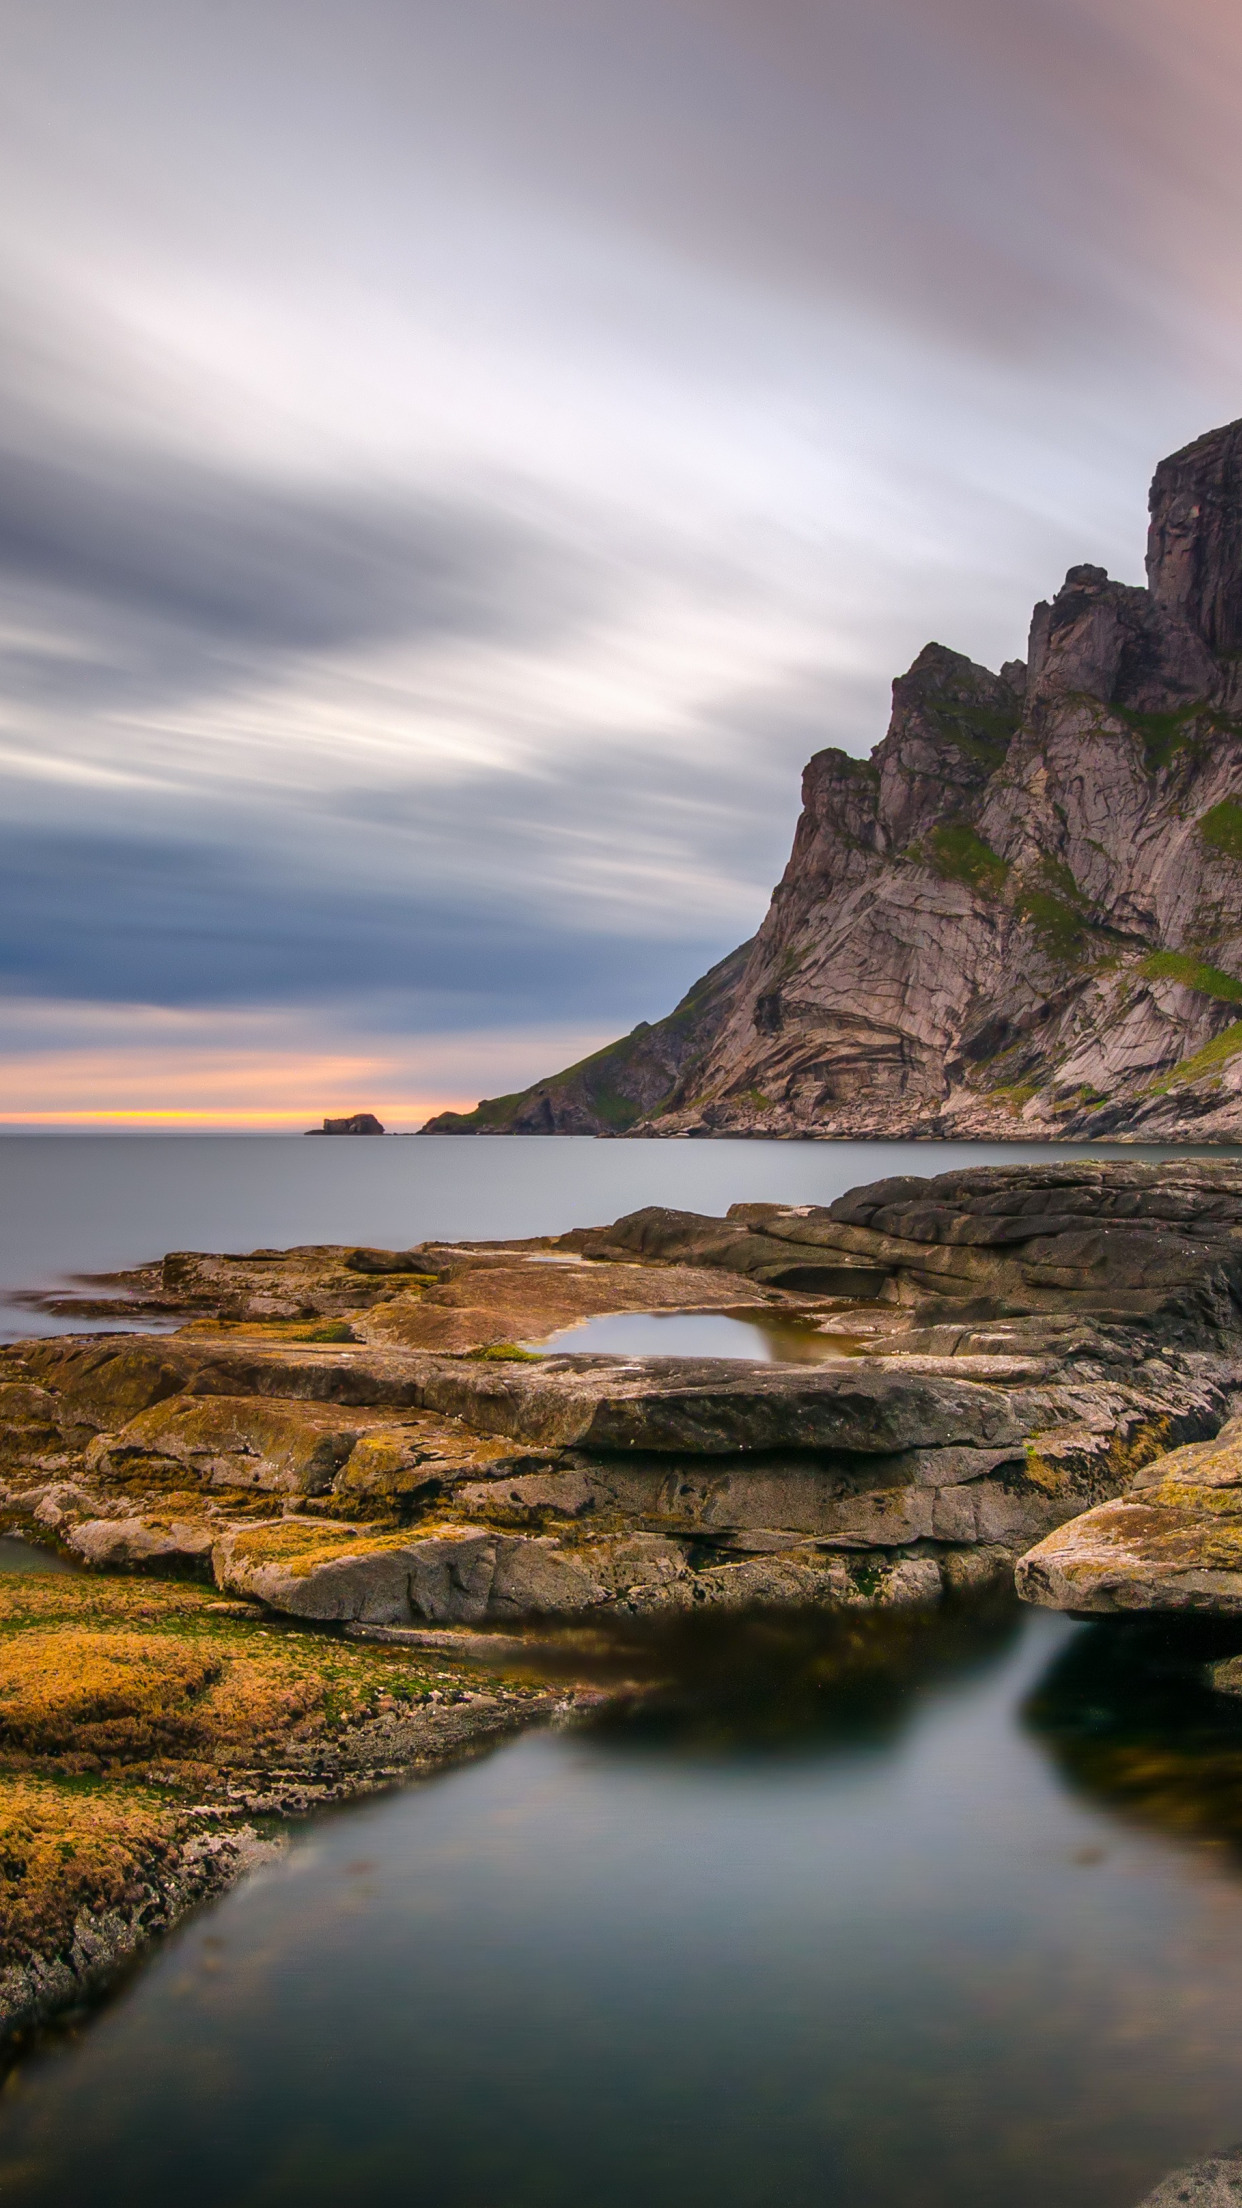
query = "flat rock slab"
xmin=409 ymin=1355 xmax=1031 ymax=1455
xmin=1018 ymin=1418 xmax=1242 ymax=1615
xmin=569 ymin=1177 xmax=1242 ymax=1320
xmin=1135 ymin=2152 xmax=1242 ymax=2205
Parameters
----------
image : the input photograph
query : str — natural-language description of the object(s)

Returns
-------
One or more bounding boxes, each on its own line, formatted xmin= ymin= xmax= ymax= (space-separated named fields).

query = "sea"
xmin=3 ymin=1133 xmax=1242 ymax=2207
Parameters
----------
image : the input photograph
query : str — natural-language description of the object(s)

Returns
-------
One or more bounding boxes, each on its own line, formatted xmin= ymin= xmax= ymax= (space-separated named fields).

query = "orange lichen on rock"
xmin=0 ymin=1628 xmax=323 ymax=1765
xmin=0 ymin=1776 xmax=175 ymax=1971
xmin=0 ymin=1630 xmax=222 ymax=1757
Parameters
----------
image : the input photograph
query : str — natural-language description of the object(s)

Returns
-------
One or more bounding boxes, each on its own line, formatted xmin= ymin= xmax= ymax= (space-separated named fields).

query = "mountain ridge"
xmin=424 ymin=417 xmax=1242 ymax=1141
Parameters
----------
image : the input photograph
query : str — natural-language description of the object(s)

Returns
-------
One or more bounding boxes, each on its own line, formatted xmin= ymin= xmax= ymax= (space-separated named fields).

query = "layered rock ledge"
xmin=8 ymin=1157 xmax=1242 ymax=1633
xmin=9 ymin=1156 xmax=1242 ymax=2039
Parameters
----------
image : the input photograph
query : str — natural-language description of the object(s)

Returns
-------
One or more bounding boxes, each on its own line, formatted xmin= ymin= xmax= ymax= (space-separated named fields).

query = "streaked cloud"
xmin=2 ymin=0 xmax=1242 ymax=1122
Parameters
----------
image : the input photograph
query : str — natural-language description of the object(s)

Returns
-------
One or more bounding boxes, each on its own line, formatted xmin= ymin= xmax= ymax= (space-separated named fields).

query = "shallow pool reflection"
xmin=539 ymin=1308 xmax=873 ymax=1360
xmin=5 ymin=1602 xmax=1242 ymax=2206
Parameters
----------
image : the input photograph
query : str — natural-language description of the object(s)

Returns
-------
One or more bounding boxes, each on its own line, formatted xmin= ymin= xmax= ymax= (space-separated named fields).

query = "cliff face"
xmin=426 ymin=418 xmax=1242 ymax=1141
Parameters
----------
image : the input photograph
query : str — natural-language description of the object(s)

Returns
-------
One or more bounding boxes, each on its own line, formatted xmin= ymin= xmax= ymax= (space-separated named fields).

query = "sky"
xmin=3 ymin=0 xmax=1242 ymax=1128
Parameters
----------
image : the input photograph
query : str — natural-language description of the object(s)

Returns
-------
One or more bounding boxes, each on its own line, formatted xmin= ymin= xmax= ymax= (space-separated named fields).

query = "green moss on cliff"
xmin=1116 ymin=704 xmax=1205 ymax=776
xmin=1017 ymin=891 xmax=1084 ymax=962
xmin=925 ymin=694 xmax=1020 ymax=771
xmin=1015 ymin=856 xmax=1093 ymax=964
xmin=1148 ymin=1022 xmax=1242 ymax=1093
xmin=1200 ymin=800 xmax=1242 ymax=862
xmin=927 ymin=823 xmax=1010 ymax=895
xmin=1137 ymin=951 xmax=1242 ymax=1003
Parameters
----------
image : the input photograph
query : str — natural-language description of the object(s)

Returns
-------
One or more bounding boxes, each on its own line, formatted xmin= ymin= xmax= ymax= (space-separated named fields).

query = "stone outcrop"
xmin=431 ymin=418 xmax=1242 ymax=1141
xmin=565 ymin=1160 xmax=1242 ymax=1327
xmin=9 ymin=1160 xmax=1242 ymax=1629
xmin=307 ymin=1113 xmax=384 ymax=1134
xmin=1017 ymin=1419 xmax=1242 ymax=1616
xmin=1134 ymin=2151 xmax=1242 ymax=2207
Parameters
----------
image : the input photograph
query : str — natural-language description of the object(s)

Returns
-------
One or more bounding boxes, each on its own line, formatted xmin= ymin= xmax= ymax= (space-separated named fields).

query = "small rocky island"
xmin=426 ymin=416 xmax=1242 ymax=1142
xmin=8 ymin=1153 xmax=1242 ymax=2123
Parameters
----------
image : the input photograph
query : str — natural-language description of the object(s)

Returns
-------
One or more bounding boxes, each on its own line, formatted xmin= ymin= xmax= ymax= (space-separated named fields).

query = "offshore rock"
xmin=433 ymin=418 xmax=1242 ymax=1141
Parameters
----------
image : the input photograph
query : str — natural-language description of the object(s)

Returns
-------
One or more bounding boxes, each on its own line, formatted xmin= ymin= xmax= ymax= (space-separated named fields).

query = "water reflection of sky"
xmin=537 ymin=1309 xmax=867 ymax=1361
xmin=6 ymin=1605 xmax=1242 ymax=2207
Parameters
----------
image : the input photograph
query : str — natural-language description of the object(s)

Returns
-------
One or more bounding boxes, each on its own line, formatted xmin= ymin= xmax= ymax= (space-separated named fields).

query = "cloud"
xmin=0 ymin=996 xmax=619 ymax=1129
xmin=2 ymin=0 xmax=1242 ymax=1121
xmin=0 ymin=816 xmax=748 ymax=1021
xmin=0 ymin=408 xmax=603 ymax=717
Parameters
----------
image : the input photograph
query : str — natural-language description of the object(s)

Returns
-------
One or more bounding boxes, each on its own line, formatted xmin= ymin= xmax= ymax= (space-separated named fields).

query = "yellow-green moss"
xmin=1137 ymin=950 xmax=1242 ymax=1003
xmin=1147 ymin=1022 xmax=1242 ymax=1093
xmin=1022 ymin=1446 xmax=1068 ymax=1495
xmin=463 ymin=1343 xmax=544 ymax=1363
xmin=927 ymin=822 xmax=1010 ymax=896
xmin=221 ymin=1520 xmax=430 ymax=1578
xmin=0 ymin=1572 xmax=509 ymax=1741
xmin=0 ymin=1775 xmax=176 ymax=1970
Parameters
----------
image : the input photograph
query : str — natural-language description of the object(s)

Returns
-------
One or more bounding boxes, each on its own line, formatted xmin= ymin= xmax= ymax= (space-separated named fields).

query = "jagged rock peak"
xmin=1149 ymin=415 xmax=1242 ymax=658
xmin=1026 ymin=554 xmax=1217 ymax=714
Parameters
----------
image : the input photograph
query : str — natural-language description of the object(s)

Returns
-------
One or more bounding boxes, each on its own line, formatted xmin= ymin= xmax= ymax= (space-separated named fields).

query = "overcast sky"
xmin=3 ymin=0 xmax=1242 ymax=1126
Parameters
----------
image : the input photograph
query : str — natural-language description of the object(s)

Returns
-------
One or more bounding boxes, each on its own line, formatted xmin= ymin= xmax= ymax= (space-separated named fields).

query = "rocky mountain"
xmin=424 ymin=417 xmax=1242 ymax=1141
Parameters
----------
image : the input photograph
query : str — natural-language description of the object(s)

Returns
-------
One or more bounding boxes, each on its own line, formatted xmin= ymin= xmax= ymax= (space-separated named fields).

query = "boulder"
xmin=410 ymin=1353 xmax=1030 ymax=1456
xmin=68 ymin=1518 xmax=215 ymax=1571
xmin=212 ymin=1521 xmax=499 ymax=1623
xmin=1017 ymin=1419 xmax=1242 ymax=1615
xmin=85 ymin=1395 xmax=371 ymax=1495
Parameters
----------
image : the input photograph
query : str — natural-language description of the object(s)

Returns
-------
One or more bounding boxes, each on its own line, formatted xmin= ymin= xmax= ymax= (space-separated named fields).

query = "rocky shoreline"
xmin=0 ymin=1557 xmax=585 ymax=2049
xmin=11 ymin=1154 xmax=1242 ymax=2149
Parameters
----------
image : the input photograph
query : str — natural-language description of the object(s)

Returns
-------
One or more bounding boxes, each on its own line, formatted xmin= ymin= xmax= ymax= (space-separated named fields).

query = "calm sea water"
xmin=0 ymin=1132 xmax=1229 ymax=1338
xmin=5 ymin=1135 xmax=1242 ymax=2205
xmin=5 ymin=1603 xmax=1242 ymax=2207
